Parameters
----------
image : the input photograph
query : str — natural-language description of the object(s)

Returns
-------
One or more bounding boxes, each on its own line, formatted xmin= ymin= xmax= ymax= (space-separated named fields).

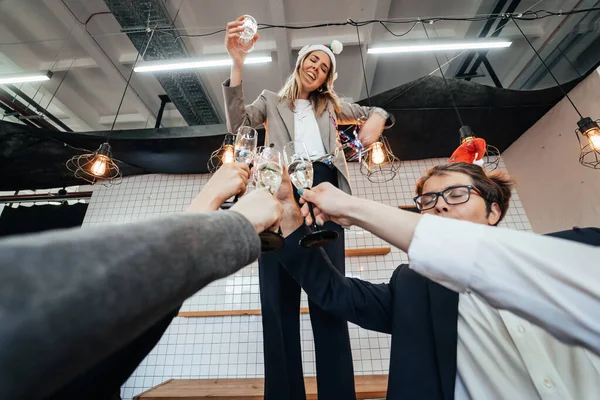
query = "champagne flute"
xmin=255 ymin=146 xmax=285 ymax=252
xmin=250 ymin=145 xmax=269 ymax=187
xmin=239 ymin=15 xmax=257 ymax=53
xmin=283 ymin=141 xmax=339 ymax=248
xmin=234 ymin=126 xmax=257 ymax=166
xmin=221 ymin=126 xmax=258 ymax=209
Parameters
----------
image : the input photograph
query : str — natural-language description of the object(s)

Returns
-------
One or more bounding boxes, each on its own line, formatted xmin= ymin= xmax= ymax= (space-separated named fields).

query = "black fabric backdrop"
xmin=0 ymin=203 xmax=88 ymax=238
xmin=0 ymin=74 xmax=584 ymax=190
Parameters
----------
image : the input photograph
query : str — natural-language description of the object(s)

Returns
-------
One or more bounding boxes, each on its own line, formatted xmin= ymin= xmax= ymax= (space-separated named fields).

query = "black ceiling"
xmin=0 ymin=75 xmax=581 ymax=191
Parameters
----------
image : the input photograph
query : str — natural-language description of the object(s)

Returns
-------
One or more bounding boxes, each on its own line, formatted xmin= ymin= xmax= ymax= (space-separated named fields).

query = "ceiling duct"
xmin=104 ymin=0 xmax=221 ymax=125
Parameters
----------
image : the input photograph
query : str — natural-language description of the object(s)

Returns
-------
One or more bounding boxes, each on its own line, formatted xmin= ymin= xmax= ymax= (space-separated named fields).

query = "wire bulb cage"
xmin=459 ymin=126 xmax=500 ymax=172
xmin=360 ymin=136 xmax=401 ymax=183
xmin=576 ymin=117 xmax=600 ymax=169
xmin=207 ymin=133 xmax=236 ymax=173
xmin=66 ymin=142 xmax=122 ymax=185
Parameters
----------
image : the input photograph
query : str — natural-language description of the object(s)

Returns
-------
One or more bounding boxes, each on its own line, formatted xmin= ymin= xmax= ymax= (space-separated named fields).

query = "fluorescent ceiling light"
xmin=134 ymin=56 xmax=272 ymax=73
xmin=368 ymin=41 xmax=512 ymax=54
xmin=0 ymin=71 xmax=53 ymax=84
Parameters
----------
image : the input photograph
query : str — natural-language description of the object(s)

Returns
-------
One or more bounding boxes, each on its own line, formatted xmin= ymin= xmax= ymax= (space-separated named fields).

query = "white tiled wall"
xmin=82 ymin=159 xmax=531 ymax=400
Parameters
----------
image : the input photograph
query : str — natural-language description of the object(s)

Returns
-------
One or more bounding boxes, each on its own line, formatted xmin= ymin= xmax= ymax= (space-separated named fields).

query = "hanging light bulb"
xmin=584 ymin=125 xmax=600 ymax=151
xmin=451 ymin=126 xmax=500 ymax=171
xmin=576 ymin=117 xmax=600 ymax=169
xmin=513 ymin=19 xmax=599 ymax=170
xmin=66 ymin=142 xmax=122 ymax=184
xmin=67 ymin=28 xmax=156 ymax=184
xmin=589 ymin=132 xmax=600 ymax=151
xmin=340 ymin=116 xmax=400 ymax=183
xmin=371 ymin=141 xmax=386 ymax=165
xmin=208 ymin=133 xmax=237 ymax=173
xmin=460 ymin=126 xmax=476 ymax=143
xmin=222 ymin=144 xmax=235 ymax=164
xmin=420 ymin=22 xmax=499 ymax=171
xmin=90 ymin=154 xmax=109 ymax=177
xmin=360 ymin=136 xmax=401 ymax=183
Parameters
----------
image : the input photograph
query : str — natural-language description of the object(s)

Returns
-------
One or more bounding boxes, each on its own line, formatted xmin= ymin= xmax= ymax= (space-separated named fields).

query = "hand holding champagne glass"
xmin=221 ymin=126 xmax=257 ymax=209
xmin=254 ymin=145 xmax=285 ymax=252
xmin=283 ymin=141 xmax=338 ymax=248
xmin=225 ymin=15 xmax=259 ymax=64
xmin=239 ymin=15 xmax=258 ymax=53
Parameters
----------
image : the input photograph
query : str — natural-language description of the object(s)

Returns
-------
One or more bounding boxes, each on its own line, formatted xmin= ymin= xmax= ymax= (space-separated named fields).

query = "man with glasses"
xmin=274 ymin=162 xmax=600 ymax=399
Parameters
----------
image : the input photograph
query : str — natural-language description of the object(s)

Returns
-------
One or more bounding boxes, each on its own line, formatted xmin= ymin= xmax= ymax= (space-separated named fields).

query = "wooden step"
xmin=178 ymin=308 xmax=310 ymax=318
xmin=135 ymin=375 xmax=388 ymax=399
xmin=345 ymin=247 xmax=390 ymax=257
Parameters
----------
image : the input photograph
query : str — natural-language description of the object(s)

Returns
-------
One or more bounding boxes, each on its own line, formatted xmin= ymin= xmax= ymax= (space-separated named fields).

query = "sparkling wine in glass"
xmin=288 ymin=159 xmax=313 ymax=191
xmin=283 ymin=141 xmax=338 ymax=248
xmin=256 ymin=151 xmax=283 ymax=195
xmin=255 ymin=146 xmax=285 ymax=252
xmin=220 ymin=126 xmax=258 ymax=209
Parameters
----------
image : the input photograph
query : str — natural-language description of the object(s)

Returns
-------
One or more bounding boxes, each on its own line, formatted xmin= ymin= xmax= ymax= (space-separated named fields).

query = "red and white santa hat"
xmin=448 ymin=126 xmax=486 ymax=166
xmin=295 ymin=40 xmax=343 ymax=81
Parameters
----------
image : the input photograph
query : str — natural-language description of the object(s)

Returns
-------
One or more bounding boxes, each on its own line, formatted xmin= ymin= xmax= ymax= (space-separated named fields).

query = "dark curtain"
xmin=0 ymin=203 xmax=88 ymax=238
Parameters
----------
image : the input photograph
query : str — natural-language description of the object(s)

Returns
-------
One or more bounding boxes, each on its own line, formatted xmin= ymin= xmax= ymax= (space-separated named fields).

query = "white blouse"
xmin=293 ymin=99 xmax=327 ymax=158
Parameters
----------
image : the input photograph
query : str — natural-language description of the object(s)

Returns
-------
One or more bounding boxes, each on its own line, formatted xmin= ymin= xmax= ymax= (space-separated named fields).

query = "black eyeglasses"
xmin=413 ymin=185 xmax=480 ymax=211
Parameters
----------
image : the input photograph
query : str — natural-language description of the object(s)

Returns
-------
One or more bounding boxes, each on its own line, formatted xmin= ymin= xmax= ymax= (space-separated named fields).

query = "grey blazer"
xmin=223 ymin=79 xmax=392 ymax=195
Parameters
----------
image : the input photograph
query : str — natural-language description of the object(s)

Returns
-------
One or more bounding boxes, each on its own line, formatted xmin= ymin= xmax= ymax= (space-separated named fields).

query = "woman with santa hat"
xmin=222 ymin=16 xmax=394 ymax=400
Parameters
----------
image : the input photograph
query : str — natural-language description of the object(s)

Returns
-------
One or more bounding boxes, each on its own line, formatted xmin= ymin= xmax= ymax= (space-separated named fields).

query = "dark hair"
xmin=415 ymin=163 xmax=515 ymax=225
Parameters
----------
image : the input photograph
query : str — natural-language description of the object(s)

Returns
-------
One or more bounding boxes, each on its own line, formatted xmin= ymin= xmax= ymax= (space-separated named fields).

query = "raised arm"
xmin=338 ymin=102 xmax=395 ymax=147
xmin=408 ymin=217 xmax=600 ymax=356
xmin=0 ymin=189 xmax=282 ymax=399
xmin=299 ymin=183 xmax=600 ymax=356
xmin=223 ymin=16 xmax=266 ymax=133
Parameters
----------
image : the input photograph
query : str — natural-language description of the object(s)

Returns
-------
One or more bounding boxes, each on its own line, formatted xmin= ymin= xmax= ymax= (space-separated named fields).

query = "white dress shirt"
xmin=293 ymin=99 xmax=327 ymax=158
xmin=408 ymin=214 xmax=600 ymax=399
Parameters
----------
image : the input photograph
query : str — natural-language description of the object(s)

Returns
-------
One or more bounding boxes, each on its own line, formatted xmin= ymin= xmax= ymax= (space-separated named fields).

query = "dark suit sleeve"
xmin=546 ymin=227 xmax=600 ymax=246
xmin=278 ymin=225 xmax=394 ymax=334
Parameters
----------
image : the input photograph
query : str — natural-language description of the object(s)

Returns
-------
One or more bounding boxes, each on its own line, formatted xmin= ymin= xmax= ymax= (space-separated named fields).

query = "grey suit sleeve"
xmin=0 ymin=211 xmax=260 ymax=399
xmin=222 ymin=78 xmax=268 ymax=133
xmin=338 ymin=102 xmax=394 ymax=129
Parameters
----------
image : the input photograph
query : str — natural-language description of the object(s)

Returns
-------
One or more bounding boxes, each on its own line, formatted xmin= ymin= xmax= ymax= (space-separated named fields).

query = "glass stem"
xmin=308 ymin=202 xmax=319 ymax=230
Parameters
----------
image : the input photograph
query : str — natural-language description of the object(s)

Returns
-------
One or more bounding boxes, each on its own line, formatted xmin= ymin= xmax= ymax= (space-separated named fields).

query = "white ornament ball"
xmin=330 ymin=40 xmax=343 ymax=55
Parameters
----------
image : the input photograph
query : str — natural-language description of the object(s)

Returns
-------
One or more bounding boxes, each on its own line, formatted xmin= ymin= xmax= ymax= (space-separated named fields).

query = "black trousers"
xmin=259 ymin=163 xmax=355 ymax=400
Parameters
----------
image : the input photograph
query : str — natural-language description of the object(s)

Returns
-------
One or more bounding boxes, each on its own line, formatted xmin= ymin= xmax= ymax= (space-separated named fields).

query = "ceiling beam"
xmin=268 ymin=0 xmax=293 ymax=86
xmin=98 ymin=109 xmax=181 ymax=125
xmin=0 ymin=50 xmax=95 ymax=131
xmin=505 ymin=0 xmax=583 ymax=88
xmin=43 ymin=0 xmax=158 ymax=122
xmin=165 ymin=0 xmax=207 ymax=57
xmin=44 ymin=97 xmax=94 ymax=131
xmin=45 ymin=81 xmax=104 ymax=131
xmin=38 ymin=57 xmax=98 ymax=72
xmin=357 ymin=0 xmax=393 ymax=101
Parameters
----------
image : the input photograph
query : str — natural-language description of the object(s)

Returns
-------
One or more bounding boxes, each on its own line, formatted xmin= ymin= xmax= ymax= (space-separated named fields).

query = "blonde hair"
xmin=277 ymin=51 xmax=342 ymax=117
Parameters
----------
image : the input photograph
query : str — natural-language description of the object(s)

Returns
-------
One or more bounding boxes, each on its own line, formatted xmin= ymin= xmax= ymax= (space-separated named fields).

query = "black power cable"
xmin=130 ymin=7 xmax=600 ymax=41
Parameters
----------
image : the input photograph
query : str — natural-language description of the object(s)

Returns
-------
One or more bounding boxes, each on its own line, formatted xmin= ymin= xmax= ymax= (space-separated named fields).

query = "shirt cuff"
xmin=407 ymin=214 xmax=486 ymax=293
xmin=372 ymin=108 xmax=394 ymax=128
